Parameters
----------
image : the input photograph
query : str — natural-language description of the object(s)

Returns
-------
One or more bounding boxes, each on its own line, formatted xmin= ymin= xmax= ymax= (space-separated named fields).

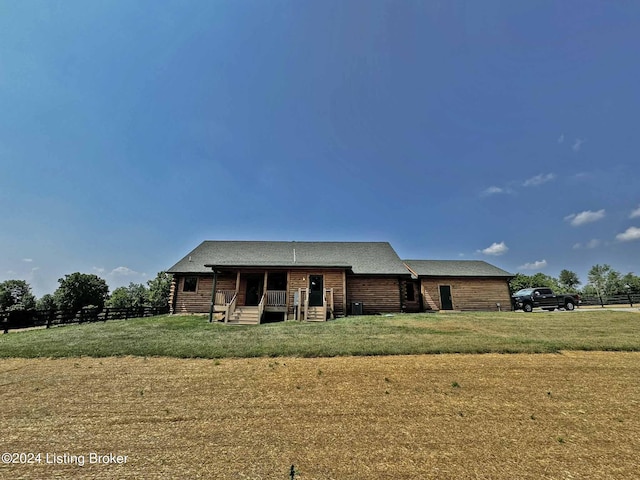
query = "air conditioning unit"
xmin=351 ymin=302 xmax=363 ymax=315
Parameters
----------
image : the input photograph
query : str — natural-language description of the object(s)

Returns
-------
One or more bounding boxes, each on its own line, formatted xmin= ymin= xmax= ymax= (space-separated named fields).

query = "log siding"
xmin=173 ymin=274 xmax=236 ymax=314
xmin=421 ymin=277 xmax=512 ymax=311
xmin=346 ymin=276 xmax=403 ymax=314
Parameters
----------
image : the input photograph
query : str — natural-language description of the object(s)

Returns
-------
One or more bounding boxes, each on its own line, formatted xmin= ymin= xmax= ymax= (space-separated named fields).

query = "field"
xmin=1 ymin=353 xmax=639 ymax=479
xmin=1 ymin=311 xmax=640 ymax=479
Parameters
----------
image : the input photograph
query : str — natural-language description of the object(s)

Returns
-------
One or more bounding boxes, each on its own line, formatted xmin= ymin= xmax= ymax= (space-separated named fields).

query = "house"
xmin=403 ymin=260 xmax=514 ymax=311
xmin=167 ymin=241 xmax=414 ymax=324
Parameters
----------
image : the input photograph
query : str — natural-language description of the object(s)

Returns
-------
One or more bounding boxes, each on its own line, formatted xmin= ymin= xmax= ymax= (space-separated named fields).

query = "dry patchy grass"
xmin=1 ymin=353 xmax=639 ymax=479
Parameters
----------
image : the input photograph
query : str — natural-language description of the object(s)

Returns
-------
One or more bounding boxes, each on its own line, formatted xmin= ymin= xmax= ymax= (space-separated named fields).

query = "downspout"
xmin=208 ymin=268 xmax=218 ymax=323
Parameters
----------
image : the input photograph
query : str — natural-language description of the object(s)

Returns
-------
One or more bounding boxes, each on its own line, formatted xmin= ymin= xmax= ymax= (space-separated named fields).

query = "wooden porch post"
xmin=285 ymin=270 xmax=291 ymax=320
xmin=342 ymin=270 xmax=347 ymax=317
xmin=208 ymin=269 xmax=218 ymax=323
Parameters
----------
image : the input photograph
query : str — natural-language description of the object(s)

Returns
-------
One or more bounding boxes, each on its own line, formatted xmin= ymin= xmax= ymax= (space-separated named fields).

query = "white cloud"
xmin=31 ymin=267 xmax=40 ymax=272
xmin=92 ymin=267 xmax=105 ymax=274
xmin=111 ymin=266 xmax=139 ymax=276
xmin=523 ymin=173 xmax=556 ymax=187
xmin=564 ymin=209 xmax=606 ymax=227
xmin=481 ymin=186 xmax=505 ymax=196
xmin=630 ymin=206 xmax=640 ymax=219
xmin=519 ymin=259 xmax=547 ymax=270
xmin=572 ymin=138 xmax=585 ymax=151
xmin=478 ymin=241 xmax=508 ymax=256
xmin=586 ymin=239 xmax=601 ymax=249
xmin=22 ymin=258 xmax=33 ymax=262
xmin=616 ymin=227 xmax=640 ymax=242
xmin=6 ymin=270 xmax=16 ymax=275
xmin=558 ymin=134 xmax=564 ymax=144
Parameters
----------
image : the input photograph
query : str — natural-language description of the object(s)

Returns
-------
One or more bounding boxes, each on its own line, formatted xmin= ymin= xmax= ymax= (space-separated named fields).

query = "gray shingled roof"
xmin=168 ymin=241 xmax=410 ymax=275
xmin=404 ymin=260 xmax=514 ymax=278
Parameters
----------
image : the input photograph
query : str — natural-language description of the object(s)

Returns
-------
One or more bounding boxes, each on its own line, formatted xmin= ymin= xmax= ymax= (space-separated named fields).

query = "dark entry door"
xmin=245 ymin=275 xmax=263 ymax=306
xmin=309 ymin=275 xmax=324 ymax=307
xmin=439 ymin=285 xmax=453 ymax=310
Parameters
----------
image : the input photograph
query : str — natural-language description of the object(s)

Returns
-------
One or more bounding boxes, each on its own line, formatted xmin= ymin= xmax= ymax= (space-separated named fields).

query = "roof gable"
xmin=168 ymin=241 xmax=410 ymax=275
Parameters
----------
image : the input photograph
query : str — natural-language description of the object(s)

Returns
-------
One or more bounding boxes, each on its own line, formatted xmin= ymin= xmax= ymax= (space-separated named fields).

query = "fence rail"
xmin=0 ymin=305 xmax=170 ymax=334
xmin=579 ymin=294 xmax=640 ymax=307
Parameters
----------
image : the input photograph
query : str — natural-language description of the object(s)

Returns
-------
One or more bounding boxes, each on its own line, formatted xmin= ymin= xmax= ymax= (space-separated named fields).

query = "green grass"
xmin=1 ymin=310 xmax=639 ymax=359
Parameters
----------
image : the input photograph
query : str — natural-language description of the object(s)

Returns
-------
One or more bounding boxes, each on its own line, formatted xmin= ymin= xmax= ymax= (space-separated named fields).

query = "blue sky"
xmin=1 ymin=0 xmax=639 ymax=297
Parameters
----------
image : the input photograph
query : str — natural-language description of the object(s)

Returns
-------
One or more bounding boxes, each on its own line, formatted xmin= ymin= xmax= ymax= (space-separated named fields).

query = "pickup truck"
xmin=512 ymin=287 xmax=579 ymax=312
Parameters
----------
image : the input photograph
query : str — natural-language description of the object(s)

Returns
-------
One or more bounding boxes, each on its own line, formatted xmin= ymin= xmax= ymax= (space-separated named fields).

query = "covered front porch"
xmin=210 ymin=270 xmax=334 ymax=324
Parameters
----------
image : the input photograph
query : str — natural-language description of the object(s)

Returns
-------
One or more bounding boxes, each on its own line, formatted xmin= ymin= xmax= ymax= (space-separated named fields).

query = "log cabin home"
xmin=403 ymin=260 xmax=514 ymax=312
xmin=167 ymin=241 xmax=415 ymax=324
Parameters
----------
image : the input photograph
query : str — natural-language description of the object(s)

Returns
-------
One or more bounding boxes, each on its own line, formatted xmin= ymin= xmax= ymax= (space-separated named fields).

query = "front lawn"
xmin=1 ymin=310 xmax=639 ymax=358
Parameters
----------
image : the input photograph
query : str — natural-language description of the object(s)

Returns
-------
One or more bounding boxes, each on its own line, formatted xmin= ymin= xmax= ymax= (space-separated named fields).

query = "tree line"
xmin=0 ymin=272 xmax=172 ymax=313
xmin=510 ymin=264 xmax=640 ymax=297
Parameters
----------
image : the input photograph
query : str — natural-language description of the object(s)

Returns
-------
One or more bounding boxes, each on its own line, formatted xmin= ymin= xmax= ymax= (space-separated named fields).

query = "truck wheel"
xmin=523 ymin=303 xmax=533 ymax=313
xmin=565 ymin=301 xmax=575 ymax=311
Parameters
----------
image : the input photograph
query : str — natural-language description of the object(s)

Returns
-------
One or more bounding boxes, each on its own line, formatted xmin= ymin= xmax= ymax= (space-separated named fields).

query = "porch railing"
xmin=295 ymin=287 xmax=334 ymax=321
xmin=257 ymin=293 xmax=267 ymax=323
xmin=325 ymin=288 xmax=334 ymax=319
xmin=224 ymin=292 xmax=238 ymax=324
xmin=266 ymin=290 xmax=287 ymax=307
xmin=215 ymin=290 xmax=236 ymax=305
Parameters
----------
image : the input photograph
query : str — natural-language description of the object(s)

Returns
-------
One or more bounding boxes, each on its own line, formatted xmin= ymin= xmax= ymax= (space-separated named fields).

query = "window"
xmin=183 ymin=276 xmax=198 ymax=292
xmin=406 ymin=283 xmax=415 ymax=302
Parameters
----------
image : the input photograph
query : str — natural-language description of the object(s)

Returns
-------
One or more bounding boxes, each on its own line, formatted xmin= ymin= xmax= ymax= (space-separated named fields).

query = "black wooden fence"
xmin=579 ymin=294 xmax=640 ymax=308
xmin=0 ymin=305 xmax=170 ymax=333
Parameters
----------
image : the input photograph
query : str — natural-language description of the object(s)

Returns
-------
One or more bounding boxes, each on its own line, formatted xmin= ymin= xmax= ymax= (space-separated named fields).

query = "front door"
xmin=309 ymin=275 xmax=324 ymax=307
xmin=439 ymin=285 xmax=453 ymax=310
xmin=245 ymin=275 xmax=263 ymax=306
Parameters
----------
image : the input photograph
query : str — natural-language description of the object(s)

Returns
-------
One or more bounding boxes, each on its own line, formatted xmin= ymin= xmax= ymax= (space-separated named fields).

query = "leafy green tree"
xmin=107 ymin=287 xmax=131 ymax=308
xmin=147 ymin=271 xmax=172 ymax=307
xmin=558 ymin=269 xmax=581 ymax=293
xmin=529 ymin=272 xmax=561 ymax=291
xmin=53 ymin=273 xmax=109 ymax=311
xmin=107 ymin=283 xmax=148 ymax=308
xmin=36 ymin=293 xmax=57 ymax=311
xmin=587 ymin=264 xmax=623 ymax=297
xmin=0 ymin=280 xmax=36 ymax=311
xmin=509 ymin=273 xmax=534 ymax=292
xmin=622 ymin=273 xmax=640 ymax=294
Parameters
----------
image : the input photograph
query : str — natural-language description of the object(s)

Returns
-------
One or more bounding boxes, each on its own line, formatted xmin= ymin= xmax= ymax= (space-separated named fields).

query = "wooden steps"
xmin=305 ymin=306 xmax=327 ymax=322
xmin=227 ymin=306 xmax=261 ymax=325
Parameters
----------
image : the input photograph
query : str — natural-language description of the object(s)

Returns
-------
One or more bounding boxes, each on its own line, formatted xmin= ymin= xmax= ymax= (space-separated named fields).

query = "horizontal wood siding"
xmin=421 ymin=277 xmax=512 ymax=311
xmin=288 ymin=270 xmax=345 ymax=317
xmin=173 ymin=274 xmax=236 ymax=314
xmin=346 ymin=276 xmax=402 ymax=314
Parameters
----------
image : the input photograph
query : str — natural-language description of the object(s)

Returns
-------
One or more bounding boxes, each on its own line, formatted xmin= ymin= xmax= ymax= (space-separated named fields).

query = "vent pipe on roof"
xmin=293 ymin=248 xmax=296 ymax=263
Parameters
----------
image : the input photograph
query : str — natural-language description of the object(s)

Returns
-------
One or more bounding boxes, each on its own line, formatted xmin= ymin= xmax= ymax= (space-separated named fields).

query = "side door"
xmin=308 ymin=275 xmax=324 ymax=307
xmin=439 ymin=285 xmax=453 ymax=310
xmin=536 ymin=288 xmax=555 ymax=308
